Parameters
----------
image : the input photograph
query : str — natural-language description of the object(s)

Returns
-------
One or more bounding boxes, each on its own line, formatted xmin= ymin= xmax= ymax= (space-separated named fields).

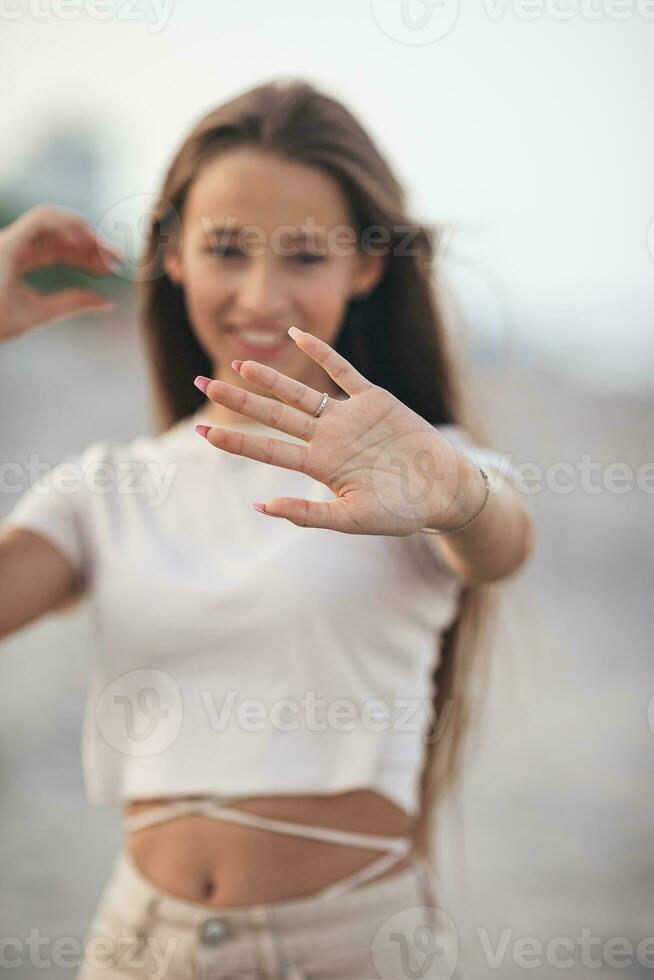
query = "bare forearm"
xmin=423 ymin=452 xmax=536 ymax=585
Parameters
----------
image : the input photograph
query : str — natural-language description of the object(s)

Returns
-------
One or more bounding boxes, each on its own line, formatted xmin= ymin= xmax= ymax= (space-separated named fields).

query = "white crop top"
xmin=1 ymin=406 xmax=523 ymax=816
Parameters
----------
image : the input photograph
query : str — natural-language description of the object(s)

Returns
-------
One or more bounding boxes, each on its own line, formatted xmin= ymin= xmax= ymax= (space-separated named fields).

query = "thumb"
xmin=253 ymin=496 xmax=351 ymax=532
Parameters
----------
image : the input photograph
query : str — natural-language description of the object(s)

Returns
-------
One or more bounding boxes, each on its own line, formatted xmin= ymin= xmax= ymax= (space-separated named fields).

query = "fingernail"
xmin=252 ymin=503 xmax=267 ymax=513
xmin=195 ymin=424 xmax=211 ymax=439
xmin=194 ymin=375 xmax=211 ymax=393
xmin=288 ymin=326 xmax=301 ymax=339
xmin=97 ymin=233 xmax=125 ymax=255
xmin=231 ymin=360 xmax=243 ymax=372
xmin=89 ymin=301 xmax=115 ymax=311
xmin=98 ymin=243 xmax=127 ymax=269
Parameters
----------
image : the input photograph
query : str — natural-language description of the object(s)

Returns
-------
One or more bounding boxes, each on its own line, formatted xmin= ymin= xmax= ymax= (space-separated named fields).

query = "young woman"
xmin=0 ymin=80 xmax=535 ymax=979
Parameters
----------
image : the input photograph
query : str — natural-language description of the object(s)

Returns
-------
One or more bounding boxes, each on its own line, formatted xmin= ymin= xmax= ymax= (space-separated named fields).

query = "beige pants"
xmin=76 ymin=848 xmax=463 ymax=979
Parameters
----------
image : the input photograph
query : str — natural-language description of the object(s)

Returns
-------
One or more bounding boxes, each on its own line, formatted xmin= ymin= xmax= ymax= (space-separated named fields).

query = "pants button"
xmin=200 ymin=917 xmax=232 ymax=946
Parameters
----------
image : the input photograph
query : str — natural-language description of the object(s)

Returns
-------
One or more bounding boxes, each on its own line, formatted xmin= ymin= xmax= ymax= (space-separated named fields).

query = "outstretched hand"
xmin=194 ymin=326 xmax=482 ymax=536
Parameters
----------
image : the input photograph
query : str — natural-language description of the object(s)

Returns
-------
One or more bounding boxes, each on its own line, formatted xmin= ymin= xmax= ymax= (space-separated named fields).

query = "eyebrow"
xmin=202 ymin=223 xmax=328 ymax=243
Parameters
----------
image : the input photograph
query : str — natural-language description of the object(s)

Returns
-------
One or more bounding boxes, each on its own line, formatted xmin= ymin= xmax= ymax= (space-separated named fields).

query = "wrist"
xmin=422 ymin=454 xmax=490 ymax=534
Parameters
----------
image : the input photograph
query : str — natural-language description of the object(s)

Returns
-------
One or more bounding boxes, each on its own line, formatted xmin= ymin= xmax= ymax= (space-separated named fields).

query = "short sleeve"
xmin=0 ymin=442 xmax=108 ymax=590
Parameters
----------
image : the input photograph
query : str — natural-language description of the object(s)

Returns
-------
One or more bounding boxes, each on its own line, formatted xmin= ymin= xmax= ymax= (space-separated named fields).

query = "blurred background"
xmin=0 ymin=2 xmax=652 ymax=978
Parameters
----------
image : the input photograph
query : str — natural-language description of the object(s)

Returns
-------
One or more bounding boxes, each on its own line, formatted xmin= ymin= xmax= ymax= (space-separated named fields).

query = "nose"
xmin=234 ymin=257 xmax=288 ymax=320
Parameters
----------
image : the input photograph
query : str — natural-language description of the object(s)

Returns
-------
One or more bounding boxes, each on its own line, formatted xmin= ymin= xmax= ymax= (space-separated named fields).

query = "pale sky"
xmin=1 ymin=0 xmax=653 ymax=393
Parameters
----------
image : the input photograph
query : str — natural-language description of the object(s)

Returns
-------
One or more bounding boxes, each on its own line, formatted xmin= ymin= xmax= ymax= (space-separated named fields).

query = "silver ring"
xmin=312 ymin=392 xmax=329 ymax=418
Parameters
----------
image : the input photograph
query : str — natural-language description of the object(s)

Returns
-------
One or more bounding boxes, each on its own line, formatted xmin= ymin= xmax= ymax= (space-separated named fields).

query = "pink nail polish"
xmin=194 ymin=375 xmax=211 ymax=393
xmin=195 ymin=424 xmax=211 ymax=439
xmin=232 ymin=360 xmax=243 ymax=372
xmin=252 ymin=502 xmax=267 ymax=513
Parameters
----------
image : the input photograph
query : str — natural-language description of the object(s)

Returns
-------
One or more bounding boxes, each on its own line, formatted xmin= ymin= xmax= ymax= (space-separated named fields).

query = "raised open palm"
xmin=194 ymin=326 xmax=483 ymax=537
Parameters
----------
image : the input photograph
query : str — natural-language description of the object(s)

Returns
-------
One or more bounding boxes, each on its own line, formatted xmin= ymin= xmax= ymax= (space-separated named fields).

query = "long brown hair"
xmin=138 ymin=78 xmax=498 ymax=894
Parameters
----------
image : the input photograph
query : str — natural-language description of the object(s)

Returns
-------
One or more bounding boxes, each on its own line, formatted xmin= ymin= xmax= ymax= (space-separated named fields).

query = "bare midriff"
xmin=123 ymin=789 xmax=416 ymax=907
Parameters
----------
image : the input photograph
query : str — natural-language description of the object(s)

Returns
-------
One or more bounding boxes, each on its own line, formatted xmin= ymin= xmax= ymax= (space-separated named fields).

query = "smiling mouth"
xmin=227 ymin=327 xmax=293 ymax=355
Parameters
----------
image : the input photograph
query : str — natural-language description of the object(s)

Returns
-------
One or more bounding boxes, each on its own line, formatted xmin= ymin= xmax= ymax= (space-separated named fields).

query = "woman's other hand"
xmin=0 ymin=203 xmax=125 ymax=341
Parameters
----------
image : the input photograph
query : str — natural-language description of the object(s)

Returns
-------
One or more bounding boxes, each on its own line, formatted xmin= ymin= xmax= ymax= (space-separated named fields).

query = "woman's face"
xmin=164 ymin=148 xmax=383 ymax=423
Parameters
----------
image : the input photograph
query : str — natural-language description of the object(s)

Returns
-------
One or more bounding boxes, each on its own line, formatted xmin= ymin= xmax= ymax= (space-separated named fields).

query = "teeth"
xmin=239 ymin=330 xmax=287 ymax=348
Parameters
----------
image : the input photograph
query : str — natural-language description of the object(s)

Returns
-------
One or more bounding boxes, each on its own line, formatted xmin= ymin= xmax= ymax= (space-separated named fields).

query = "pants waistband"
xmin=112 ymin=847 xmax=432 ymax=931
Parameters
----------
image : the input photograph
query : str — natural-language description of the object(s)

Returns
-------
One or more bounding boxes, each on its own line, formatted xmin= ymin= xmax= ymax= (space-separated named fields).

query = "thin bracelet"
xmin=419 ymin=467 xmax=491 ymax=536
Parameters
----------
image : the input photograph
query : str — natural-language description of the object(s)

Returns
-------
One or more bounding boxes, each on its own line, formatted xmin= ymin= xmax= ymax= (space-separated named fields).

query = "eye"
xmin=292 ymin=252 xmax=326 ymax=265
xmin=208 ymin=244 xmax=243 ymax=258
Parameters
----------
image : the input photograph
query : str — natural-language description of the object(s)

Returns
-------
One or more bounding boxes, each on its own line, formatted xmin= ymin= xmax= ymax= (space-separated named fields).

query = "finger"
xmin=196 ymin=425 xmax=309 ymax=474
xmin=14 ymin=205 xmax=124 ymax=259
xmin=8 ymin=207 xmax=125 ymax=274
xmin=36 ymin=226 xmax=123 ymax=275
xmin=68 ymin=226 xmax=126 ymax=272
xmin=10 ymin=220 xmax=78 ymax=274
xmin=198 ymin=376 xmax=317 ymax=441
xmin=95 ymin=233 xmax=126 ymax=263
xmin=34 ymin=288 xmax=115 ymax=321
xmin=287 ymin=326 xmax=371 ymax=396
xmin=232 ymin=360 xmax=340 ymax=420
xmin=23 ymin=235 xmax=107 ymax=275
xmin=252 ymin=496 xmax=354 ymax=532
